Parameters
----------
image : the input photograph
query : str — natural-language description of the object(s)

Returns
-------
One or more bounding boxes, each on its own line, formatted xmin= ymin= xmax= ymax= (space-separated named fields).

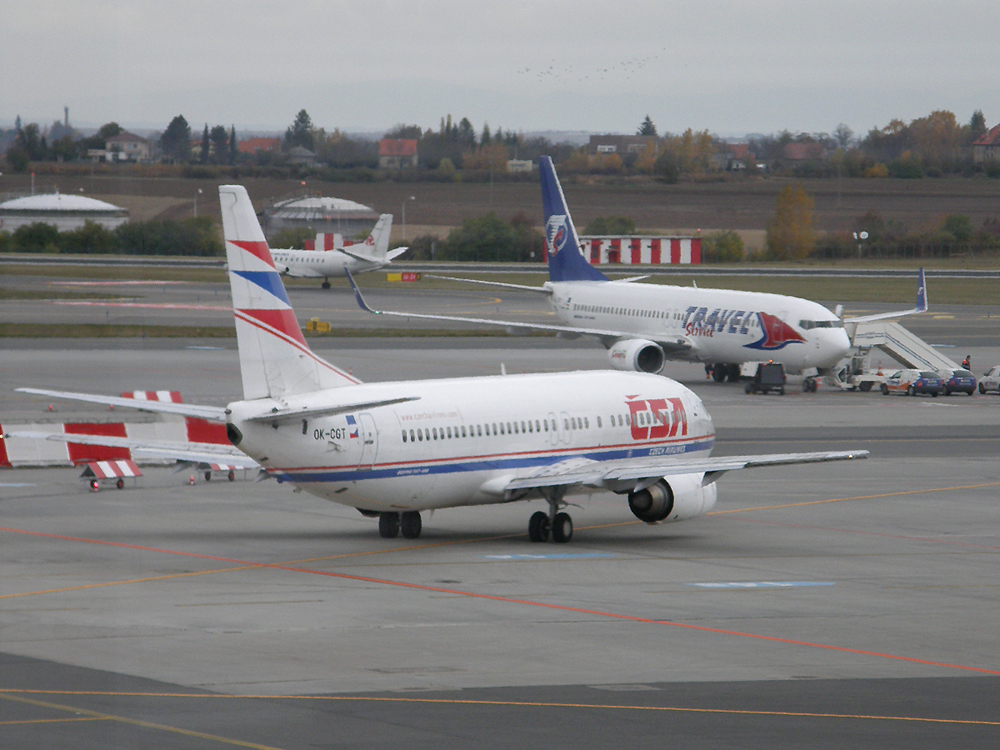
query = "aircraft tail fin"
xmin=539 ymin=156 xmax=607 ymax=283
xmin=336 ymin=214 xmax=393 ymax=260
xmin=218 ymin=185 xmax=361 ymax=400
xmin=367 ymin=214 xmax=393 ymax=259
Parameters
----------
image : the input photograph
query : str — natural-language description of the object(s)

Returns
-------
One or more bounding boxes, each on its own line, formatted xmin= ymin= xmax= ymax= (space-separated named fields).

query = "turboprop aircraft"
xmin=354 ymin=156 xmax=927 ymax=383
xmin=9 ymin=185 xmax=866 ymax=544
xmin=270 ymin=214 xmax=408 ymax=288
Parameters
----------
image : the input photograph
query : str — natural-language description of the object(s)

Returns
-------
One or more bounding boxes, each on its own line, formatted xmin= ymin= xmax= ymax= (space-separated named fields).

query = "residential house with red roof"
xmin=379 ymin=139 xmax=418 ymax=169
xmin=972 ymin=124 xmax=1000 ymax=164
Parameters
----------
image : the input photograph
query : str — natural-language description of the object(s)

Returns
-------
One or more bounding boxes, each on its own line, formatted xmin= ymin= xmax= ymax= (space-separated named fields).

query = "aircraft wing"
xmin=2 ymin=430 xmax=258 ymax=468
xmin=424 ymin=274 xmax=554 ymax=294
xmin=16 ymin=388 xmax=227 ymax=421
xmin=846 ymin=267 xmax=927 ymax=323
xmin=500 ymin=449 xmax=868 ymax=495
xmin=346 ymin=270 xmax=692 ymax=352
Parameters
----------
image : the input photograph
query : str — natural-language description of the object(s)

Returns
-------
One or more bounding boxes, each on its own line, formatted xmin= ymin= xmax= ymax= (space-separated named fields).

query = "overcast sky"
xmin=2 ymin=1 xmax=996 ymax=139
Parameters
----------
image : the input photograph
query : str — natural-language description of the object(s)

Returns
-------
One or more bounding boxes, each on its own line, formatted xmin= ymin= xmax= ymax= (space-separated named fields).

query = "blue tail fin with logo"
xmin=539 ymin=156 xmax=608 ymax=283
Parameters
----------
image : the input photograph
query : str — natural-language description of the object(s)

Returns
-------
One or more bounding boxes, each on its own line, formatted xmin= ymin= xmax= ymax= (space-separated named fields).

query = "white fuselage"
xmin=270 ymin=249 xmax=384 ymax=279
xmin=227 ymin=370 xmax=715 ymax=512
xmin=548 ymin=281 xmax=852 ymax=372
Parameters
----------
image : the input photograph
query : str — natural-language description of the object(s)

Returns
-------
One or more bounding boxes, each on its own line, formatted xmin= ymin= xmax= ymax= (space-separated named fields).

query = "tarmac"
xmin=2 ymin=325 xmax=1000 ymax=748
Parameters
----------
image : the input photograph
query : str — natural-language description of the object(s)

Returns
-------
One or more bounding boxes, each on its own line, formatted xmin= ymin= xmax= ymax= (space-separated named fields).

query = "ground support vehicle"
xmin=979 ymin=366 xmax=1000 ymax=394
xmin=879 ymin=370 xmax=944 ymax=397
xmin=941 ymin=370 xmax=976 ymax=396
xmin=745 ymin=362 xmax=786 ymax=395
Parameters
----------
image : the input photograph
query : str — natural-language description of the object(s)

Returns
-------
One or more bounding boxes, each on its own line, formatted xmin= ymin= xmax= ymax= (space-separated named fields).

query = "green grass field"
xmin=1 ymin=259 xmax=994 ymax=338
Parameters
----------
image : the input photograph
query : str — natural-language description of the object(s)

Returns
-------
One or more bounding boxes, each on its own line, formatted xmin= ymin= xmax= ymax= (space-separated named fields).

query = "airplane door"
xmin=357 ymin=413 xmax=378 ymax=470
xmin=548 ymin=412 xmax=559 ymax=447
xmin=559 ymin=411 xmax=572 ymax=445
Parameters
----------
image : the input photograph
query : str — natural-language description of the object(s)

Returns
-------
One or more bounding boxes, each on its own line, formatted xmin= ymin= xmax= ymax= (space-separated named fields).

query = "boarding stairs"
xmin=845 ymin=320 xmax=960 ymax=373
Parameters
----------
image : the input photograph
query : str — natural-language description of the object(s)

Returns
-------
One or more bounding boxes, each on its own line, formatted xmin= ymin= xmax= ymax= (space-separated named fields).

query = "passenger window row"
xmin=574 ymin=303 xmax=670 ymax=319
xmin=400 ymin=411 xmax=652 ymax=443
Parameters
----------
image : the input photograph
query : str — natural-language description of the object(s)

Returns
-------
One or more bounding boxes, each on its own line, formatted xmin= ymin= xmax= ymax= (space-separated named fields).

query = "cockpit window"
xmin=799 ymin=319 xmax=844 ymax=330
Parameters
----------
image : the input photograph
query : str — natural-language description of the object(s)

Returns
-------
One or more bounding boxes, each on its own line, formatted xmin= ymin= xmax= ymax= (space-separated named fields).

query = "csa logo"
xmin=346 ymin=414 xmax=359 ymax=439
xmin=626 ymin=397 xmax=688 ymax=441
xmin=545 ymin=215 xmax=569 ymax=256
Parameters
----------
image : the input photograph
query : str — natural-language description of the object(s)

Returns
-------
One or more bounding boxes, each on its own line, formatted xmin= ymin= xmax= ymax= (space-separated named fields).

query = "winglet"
xmin=345 ymin=269 xmax=379 ymax=314
xmin=844 ymin=266 xmax=930 ymax=324
xmin=915 ymin=267 xmax=927 ymax=313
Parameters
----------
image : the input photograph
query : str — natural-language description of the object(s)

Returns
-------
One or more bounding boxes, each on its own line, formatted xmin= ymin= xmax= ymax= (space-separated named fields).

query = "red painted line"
xmin=49 ymin=281 xmax=188 ymax=287
xmin=2 ymin=525 xmax=997 ymax=677
xmin=53 ymin=301 xmax=230 ymax=311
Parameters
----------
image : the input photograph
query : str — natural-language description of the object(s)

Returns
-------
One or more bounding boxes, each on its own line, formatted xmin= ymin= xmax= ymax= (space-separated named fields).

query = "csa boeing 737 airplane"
xmin=10 ymin=185 xmax=866 ymax=543
xmin=270 ymin=214 xmax=408 ymax=288
xmin=355 ymin=156 xmax=926 ymax=383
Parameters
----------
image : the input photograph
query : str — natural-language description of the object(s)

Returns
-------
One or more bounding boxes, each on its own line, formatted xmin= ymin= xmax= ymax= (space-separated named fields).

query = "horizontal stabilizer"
xmin=244 ymin=396 xmax=421 ymax=424
xmin=3 ymin=430 xmax=258 ymax=469
xmin=16 ymin=388 xmax=227 ymax=421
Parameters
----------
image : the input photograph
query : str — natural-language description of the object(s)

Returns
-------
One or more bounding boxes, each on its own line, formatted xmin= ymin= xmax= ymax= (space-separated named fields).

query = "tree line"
xmin=5 ymin=108 xmax=995 ymax=182
xmin=0 ymin=217 xmax=222 ymax=256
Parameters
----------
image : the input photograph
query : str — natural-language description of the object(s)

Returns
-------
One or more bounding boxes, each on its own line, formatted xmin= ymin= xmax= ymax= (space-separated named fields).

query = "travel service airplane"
xmin=9 ymin=185 xmax=866 ymax=544
xmin=354 ymin=156 xmax=927 ymax=383
xmin=270 ymin=213 xmax=408 ymax=288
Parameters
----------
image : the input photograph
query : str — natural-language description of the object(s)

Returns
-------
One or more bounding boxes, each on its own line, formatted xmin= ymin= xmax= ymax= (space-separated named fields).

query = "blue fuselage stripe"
xmin=274 ymin=438 xmax=715 ymax=484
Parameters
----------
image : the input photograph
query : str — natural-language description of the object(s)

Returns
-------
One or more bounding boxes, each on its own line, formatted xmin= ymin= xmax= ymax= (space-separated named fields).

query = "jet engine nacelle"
xmin=608 ymin=338 xmax=665 ymax=374
xmin=627 ymin=474 xmax=717 ymax=524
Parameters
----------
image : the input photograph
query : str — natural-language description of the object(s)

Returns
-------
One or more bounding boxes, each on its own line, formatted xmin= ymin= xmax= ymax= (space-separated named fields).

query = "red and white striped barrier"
xmin=81 ymin=459 xmax=142 ymax=479
xmin=0 ymin=391 xmax=229 ymax=468
xmin=580 ymin=236 xmax=701 ymax=265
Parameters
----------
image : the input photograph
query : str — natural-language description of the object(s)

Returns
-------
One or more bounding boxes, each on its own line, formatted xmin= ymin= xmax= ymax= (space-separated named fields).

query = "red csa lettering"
xmin=647 ymin=398 xmax=670 ymax=439
xmin=627 ymin=397 xmax=688 ymax=441
xmin=627 ymin=399 xmax=648 ymax=440
xmin=668 ymin=397 xmax=688 ymax=437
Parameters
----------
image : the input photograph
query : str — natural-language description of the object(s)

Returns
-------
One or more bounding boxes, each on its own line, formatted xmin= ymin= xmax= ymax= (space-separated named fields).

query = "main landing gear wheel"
xmin=529 ymin=487 xmax=574 ymax=543
xmin=378 ymin=512 xmax=400 ymax=538
xmin=400 ymin=511 xmax=422 ymax=539
xmin=552 ymin=512 xmax=573 ymax=543
xmin=228 ymin=470 xmax=235 ymax=482
xmin=528 ymin=511 xmax=550 ymax=542
xmin=116 ymin=478 xmax=125 ymax=490
xmin=321 ymin=279 xmax=331 ymax=289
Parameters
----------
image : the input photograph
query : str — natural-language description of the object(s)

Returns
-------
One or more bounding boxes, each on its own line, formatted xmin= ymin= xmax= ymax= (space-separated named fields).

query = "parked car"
xmin=745 ymin=362 xmax=786 ymax=395
xmin=880 ymin=369 xmax=943 ymax=397
xmin=979 ymin=366 xmax=1000 ymax=394
xmin=940 ymin=369 xmax=976 ymax=396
